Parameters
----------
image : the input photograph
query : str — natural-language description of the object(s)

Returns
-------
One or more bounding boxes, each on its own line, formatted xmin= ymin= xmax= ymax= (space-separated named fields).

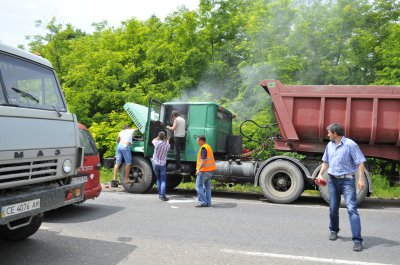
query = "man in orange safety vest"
xmin=195 ymin=135 xmax=216 ymax=207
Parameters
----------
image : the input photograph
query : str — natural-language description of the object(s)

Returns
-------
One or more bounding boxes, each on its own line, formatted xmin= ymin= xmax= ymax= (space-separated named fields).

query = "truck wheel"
xmin=314 ymin=165 xmax=369 ymax=206
xmin=0 ymin=213 xmax=43 ymax=241
xmin=259 ymin=160 xmax=304 ymax=204
xmin=166 ymin=175 xmax=183 ymax=191
xmin=120 ymin=156 xmax=155 ymax=193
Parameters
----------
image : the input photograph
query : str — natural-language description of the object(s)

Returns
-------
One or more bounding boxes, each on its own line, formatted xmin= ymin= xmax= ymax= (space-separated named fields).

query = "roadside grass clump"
xmin=100 ymin=168 xmax=114 ymax=183
xmin=178 ymin=180 xmax=262 ymax=193
xmin=371 ymin=172 xmax=400 ymax=198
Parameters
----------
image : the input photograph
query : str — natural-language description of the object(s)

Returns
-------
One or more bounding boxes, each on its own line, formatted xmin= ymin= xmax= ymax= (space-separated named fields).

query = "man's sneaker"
xmin=353 ymin=241 xmax=363 ymax=252
xmin=329 ymin=231 xmax=338 ymax=241
xmin=160 ymin=196 xmax=169 ymax=201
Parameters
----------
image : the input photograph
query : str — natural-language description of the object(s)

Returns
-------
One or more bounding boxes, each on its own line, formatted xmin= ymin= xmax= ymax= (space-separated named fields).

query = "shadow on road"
xmin=364 ymin=236 xmax=400 ymax=249
xmin=168 ymin=188 xmax=400 ymax=210
xmin=338 ymin=235 xmax=400 ymax=249
xmin=360 ymin=198 xmax=400 ymax=210
xmin=167 ymin=194 xmax=195 ymax=201
xmin=259 ymin=195 xmax=328 ymax=206
xmin=211 ymin=202 xmax=237 ymax=208
xmin=0 ymin=230 xmax=136 ymax=265
xmin=44 ymin=203 xmax=125 ymax=224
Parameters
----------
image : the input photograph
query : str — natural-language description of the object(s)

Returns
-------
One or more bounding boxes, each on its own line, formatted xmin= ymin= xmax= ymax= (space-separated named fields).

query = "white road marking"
xmin=220 ymin=249 xmax=393 ymax=265
xmin=170 ymin=206 xmax=179 ymax=209
xmin=168 ymin=199 xmax=196 ymax=203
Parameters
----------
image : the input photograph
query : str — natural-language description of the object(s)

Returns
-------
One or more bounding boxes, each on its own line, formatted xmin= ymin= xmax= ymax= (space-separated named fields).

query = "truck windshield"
xmin=0 ymin=53 xmax=66 ymax=111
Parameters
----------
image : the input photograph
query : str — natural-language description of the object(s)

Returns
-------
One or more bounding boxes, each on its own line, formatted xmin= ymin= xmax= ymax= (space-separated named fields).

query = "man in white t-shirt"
xmin=112 ymin=125 xmax=137 ymax=187
xmin=166 ymin=110 xmax=186 ymax=173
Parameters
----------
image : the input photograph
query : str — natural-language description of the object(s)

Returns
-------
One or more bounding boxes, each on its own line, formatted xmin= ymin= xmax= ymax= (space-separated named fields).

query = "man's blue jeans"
xmin=153 ymin=164 xmax=166 ymax=197
xmin=328 ymin=177 xmax=363 ymax=242
xmin=195 ymin=171 xmax=212 ymax=206
xmin=116 ymin=144 xmax=132 ymax=164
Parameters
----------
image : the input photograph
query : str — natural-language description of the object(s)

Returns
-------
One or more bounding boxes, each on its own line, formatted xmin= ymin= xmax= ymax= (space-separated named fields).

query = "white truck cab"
xmin=0 ymin=43 xmax=84 ymax=240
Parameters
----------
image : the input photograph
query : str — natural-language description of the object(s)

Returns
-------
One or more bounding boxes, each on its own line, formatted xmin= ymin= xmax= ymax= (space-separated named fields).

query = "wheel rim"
xmin=271 ymin=172 xmax=292 ymax=192
xmin=131 ymin=166 xmax=142 ymax=181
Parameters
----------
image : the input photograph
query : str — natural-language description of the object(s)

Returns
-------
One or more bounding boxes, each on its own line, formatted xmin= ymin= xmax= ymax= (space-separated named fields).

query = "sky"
xmin=0 ymin=0 xmax=199 ymax=48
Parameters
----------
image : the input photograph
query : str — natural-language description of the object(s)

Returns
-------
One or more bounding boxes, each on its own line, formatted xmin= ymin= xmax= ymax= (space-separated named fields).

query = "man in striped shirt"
xmin=316 ymin=123 xmax=366 ymax=252
xmin=152 ymin=131 xmax=170 ymax=201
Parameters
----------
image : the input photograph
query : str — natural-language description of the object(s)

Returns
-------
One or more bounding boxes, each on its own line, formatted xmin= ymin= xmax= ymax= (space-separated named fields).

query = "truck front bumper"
xmin=0 ymin=182 xmax=84 ymax=225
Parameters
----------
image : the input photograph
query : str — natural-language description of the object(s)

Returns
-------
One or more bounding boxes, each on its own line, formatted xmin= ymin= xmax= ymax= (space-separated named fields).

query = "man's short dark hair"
xmin=327 ymin=123 xmax=344 ymax=136
xmin=123 ymin=125 xmax=130 ymax=130
xmin=197 ymin=135 xmax=206 ymax=142
xmin=158 ymin=131 xmax=166 ymax=140
xmin=172 ymin=110 xmax=180 ymax=118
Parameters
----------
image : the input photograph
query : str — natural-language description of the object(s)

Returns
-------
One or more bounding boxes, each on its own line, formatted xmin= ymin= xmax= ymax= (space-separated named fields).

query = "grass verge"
xmin=101 ymin=168 xmax=114 ymax=183
xmin=371 ymin=173 xmax=400 ymax=198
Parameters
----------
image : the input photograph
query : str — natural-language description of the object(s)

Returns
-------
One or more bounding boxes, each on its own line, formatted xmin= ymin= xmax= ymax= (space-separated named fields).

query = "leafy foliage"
xmin=88 ymin=111 xmax=133 ymax=158
xmin=25 ymin=0 xmax=400 ymax=160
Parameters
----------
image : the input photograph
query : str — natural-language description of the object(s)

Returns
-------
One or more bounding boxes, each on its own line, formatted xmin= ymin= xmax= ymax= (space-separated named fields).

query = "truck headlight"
xmin=62 ymin=159 xmax=73 ymax=174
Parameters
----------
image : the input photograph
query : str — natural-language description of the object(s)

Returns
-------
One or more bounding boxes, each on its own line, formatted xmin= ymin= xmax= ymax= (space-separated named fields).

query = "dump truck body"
xmin=260 ymin=80 xmax=400 ymax=161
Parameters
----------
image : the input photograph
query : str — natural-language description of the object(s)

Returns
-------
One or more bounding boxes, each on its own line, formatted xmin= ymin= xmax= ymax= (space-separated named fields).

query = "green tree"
xmin=89 ymin=111 xmax=133 ymax=158
xmin=25 ymin=0 xmax=400 ymax=159
xmin=27 ymin=18 xmax=86 ymax=80
xmin=375 ymin=24 xmax=400 ymax=84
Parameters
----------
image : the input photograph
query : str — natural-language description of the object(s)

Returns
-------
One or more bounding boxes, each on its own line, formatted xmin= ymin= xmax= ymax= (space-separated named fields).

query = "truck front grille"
xmin=0 ymin=159 xmax=58 ymax=184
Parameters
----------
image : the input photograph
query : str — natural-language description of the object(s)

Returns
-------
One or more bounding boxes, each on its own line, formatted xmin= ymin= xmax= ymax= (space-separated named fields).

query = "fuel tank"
xmin=213 ymin=160 xmax=258 ymax=182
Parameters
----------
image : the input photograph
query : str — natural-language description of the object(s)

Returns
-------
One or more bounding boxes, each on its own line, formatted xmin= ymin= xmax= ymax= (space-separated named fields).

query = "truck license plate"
xmin=1 ymin=199 xmax=41 ymax=218
xmin=71 ymin=176 xmax=88 ymax=184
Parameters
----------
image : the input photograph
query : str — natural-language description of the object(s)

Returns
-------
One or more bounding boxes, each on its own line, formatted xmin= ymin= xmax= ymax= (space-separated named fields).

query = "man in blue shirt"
xmin=315 ymin=123 xmax=366 ymax=252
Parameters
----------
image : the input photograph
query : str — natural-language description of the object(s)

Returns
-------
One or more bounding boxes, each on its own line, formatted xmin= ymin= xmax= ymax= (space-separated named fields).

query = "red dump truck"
xmin=259 ymin=79 xmax=400 ymax=204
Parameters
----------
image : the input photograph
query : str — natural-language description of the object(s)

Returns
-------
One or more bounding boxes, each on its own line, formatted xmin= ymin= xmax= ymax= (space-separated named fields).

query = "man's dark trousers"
xmin=174 ymin=137 xmax=185 ymax=170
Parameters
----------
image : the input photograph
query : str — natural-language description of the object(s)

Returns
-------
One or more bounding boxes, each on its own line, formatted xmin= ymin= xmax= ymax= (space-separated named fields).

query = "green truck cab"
xmin=115 ymin=99 xmax=241 ymax=193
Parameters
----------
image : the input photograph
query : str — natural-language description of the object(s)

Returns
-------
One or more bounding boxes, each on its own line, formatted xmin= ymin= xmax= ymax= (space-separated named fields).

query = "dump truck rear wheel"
xmin=0 ymin=213 xmax=43 ymax=241
xmin=120 ymin=156 xmax=155 ymax=193
xmin=259 ymin=160 xmax=304 ymax=204
xmin=314 ymin=165 xmax=369 ymax=206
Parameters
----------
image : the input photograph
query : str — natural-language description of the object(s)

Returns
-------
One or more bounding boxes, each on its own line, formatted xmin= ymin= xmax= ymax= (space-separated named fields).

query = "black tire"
xmin=314 ymin=164 xmax=369 ymax=206
xmin=0 ymin=213 xmax=43 ymax=241
xmin=120 ymin=156 xmax=155 ymax=193
xmin=166 ymin=174 xmax=183 ymax=191
xmin=259 ymin=160 xmax=304 ymax=204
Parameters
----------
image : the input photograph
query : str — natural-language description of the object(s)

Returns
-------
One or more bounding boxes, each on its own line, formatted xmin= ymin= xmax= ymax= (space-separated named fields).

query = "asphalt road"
xmin=1 ymin=189 xmax=400 ymax=265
